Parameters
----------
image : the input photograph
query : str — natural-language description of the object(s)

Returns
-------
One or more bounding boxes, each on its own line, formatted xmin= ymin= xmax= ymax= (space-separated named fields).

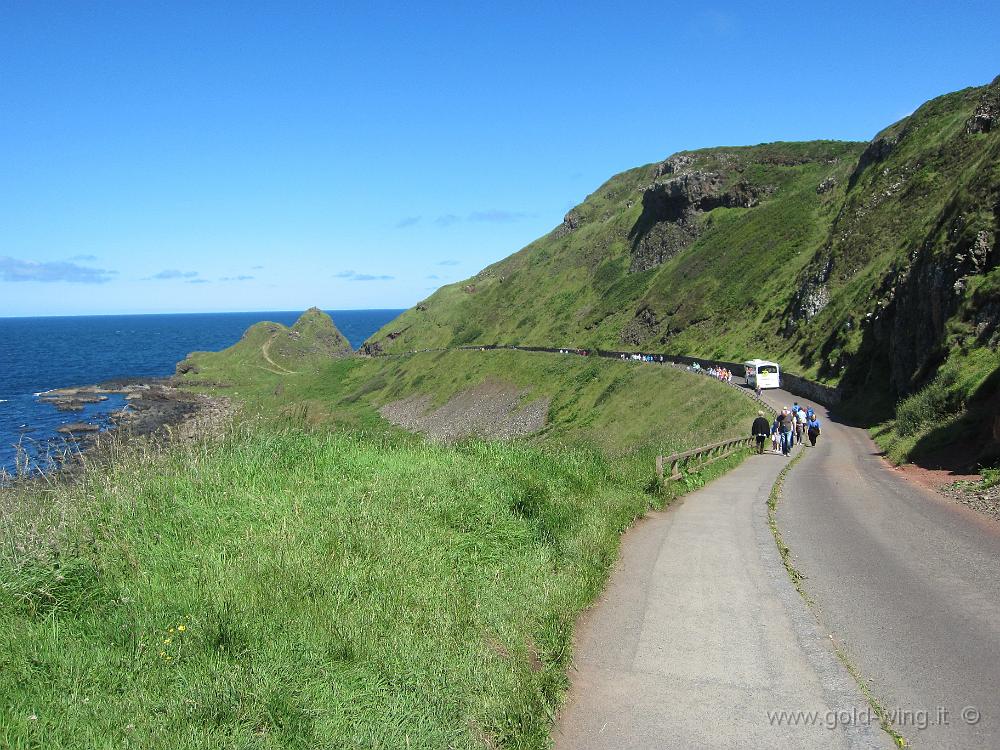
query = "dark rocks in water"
xmin=175 ymin=359 xmax=200 ymax=375
xmin=38 ymin=389 xmax=110 ymax=412
xmin=57 ymin=423 xmax=100 ymax=434
xmin=53 ymin=401 xmax=85 ymax=412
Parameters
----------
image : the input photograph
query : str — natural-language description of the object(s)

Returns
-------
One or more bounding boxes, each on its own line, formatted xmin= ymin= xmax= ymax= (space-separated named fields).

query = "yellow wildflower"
xmin=177 ymin=624 xmax=186 ymax=632
xmin=163 ymin=638 xmax=172 ymax=645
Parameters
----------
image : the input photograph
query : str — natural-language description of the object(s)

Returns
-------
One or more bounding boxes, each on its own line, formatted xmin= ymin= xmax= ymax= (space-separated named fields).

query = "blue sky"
xmin=1 ymin=1 xmax=998 ymax=316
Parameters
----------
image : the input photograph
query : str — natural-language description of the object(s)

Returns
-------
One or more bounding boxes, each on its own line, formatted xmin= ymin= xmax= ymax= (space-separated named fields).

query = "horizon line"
xmin=0 ymin=307 xmax=409 ymax=320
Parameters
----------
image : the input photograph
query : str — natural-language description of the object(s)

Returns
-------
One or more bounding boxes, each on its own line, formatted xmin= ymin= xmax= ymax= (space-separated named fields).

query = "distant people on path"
xmin=794 ymin=404 xmax=807 ymax=445
xmin=807 ymin=414 xmax=821 ymax=446
xmin=751 ymin=411 xmax=771 ymax=454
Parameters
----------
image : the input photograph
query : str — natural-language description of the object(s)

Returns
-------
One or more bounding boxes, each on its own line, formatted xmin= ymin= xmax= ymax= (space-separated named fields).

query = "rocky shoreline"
xmin=18 ymin=379 xmax=232 ymax=477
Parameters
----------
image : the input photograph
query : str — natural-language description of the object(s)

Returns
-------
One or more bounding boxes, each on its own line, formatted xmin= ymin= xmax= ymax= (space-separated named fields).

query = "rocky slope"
xmin=367 ymin=76 xmax=1000 ymax=465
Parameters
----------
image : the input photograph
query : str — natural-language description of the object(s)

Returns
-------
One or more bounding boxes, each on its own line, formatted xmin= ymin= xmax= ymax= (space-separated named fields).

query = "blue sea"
xmin=0 ymin=310 xmax=402 ymax=473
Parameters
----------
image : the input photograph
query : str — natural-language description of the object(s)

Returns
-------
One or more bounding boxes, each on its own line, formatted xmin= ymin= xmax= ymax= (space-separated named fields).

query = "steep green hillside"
xmin=365 ymin=140 xmax=864 ymax=362
xmin=368 ymin=76 xmax=1000 ymax=465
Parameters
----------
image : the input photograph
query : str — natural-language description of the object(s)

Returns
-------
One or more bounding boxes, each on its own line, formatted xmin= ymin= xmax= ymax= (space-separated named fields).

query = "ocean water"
xmin=0 ymin=309 xmax=402 ymax=473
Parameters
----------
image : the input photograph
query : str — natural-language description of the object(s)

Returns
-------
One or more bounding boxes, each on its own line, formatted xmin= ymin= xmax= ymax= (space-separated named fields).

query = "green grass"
xmin=1 ymin=425 xmax=659 ymax=748
xmin=3 ymin=342 xmax=761 ymax=748
xmin=179 ymin=348 xmax=759 ymax=467
xmin=0 ymin=423 xmax=747 ymax=749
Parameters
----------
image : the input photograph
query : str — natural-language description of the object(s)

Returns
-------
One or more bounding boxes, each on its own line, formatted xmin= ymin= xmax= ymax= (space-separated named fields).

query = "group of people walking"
xmin=751 ymin=402 xmax=821 ymax=456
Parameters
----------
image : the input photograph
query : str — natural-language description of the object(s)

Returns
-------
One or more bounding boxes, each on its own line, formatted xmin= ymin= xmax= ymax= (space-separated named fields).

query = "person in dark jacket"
xmin=778 ymin=408 xmax=794 ymax=456
xmin=807 ymin=415 xmax=821 ymax=446
xmin=751 ymin=411 xmax=771 ymax=454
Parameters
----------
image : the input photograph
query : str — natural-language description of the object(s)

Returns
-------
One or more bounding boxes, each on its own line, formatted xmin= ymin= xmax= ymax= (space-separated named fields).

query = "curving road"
xmin=553 ymin=371 xmax=1000 ymax=748
xmin=553 ymin=382 xmax=892 ymax=748
xmin=761 ymin=390 xmax=1000 ymax=749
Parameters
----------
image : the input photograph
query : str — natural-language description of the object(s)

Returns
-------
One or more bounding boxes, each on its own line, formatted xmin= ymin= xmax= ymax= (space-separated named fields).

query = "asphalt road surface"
xmin=761 ymin=388 xmax=1000 ymax=750
xmin=553 ymin=421 xmax=891 ymax=749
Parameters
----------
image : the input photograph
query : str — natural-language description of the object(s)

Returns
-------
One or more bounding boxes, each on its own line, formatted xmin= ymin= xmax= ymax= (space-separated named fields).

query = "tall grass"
xmin=1 ymin=422 xmax=660 ymax=749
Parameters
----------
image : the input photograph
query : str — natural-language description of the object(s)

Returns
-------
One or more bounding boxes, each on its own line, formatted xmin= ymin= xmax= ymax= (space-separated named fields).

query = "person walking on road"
xmin=807 ymin=414 xmax=821 ymax=446
xmin=778 ymin=408 xmax=794 ymax=456
xmin=751 ymin=411 xmax=771 ymax=454
xmin=795 ymin=405 xmax=807 ymax=445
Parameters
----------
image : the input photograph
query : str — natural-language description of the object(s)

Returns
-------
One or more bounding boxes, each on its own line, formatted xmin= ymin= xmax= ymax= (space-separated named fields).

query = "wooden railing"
xmin=656 ymin=437 xmax=756 ymax=482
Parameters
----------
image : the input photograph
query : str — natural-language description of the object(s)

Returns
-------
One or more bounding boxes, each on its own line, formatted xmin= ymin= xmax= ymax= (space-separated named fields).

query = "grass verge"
xmin=1 ymin=411 xmax=749 ymax=749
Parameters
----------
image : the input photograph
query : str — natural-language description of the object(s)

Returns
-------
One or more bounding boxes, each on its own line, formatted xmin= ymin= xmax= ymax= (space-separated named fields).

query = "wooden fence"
xmin=656 ymin=436 xmax=756 ymax=482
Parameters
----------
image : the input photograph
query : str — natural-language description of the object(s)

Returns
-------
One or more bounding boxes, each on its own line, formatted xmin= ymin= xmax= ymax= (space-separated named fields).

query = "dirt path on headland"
xmin=260 ymin=334 xmax=298 ymax=375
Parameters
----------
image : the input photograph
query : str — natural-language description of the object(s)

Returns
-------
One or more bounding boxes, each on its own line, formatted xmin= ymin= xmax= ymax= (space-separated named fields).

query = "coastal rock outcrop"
xmin=628 ymin=170 xmax=769 ymax=272
xmin=966 ymin=75 xmax=1000 ymax=134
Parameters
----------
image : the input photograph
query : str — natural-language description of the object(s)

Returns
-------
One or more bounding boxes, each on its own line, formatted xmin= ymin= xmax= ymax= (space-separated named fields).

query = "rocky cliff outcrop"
xmin=629 ymin=170 xmax=769 ymax=272
xmin=966 ymin=75 xmax=1000 ymax=134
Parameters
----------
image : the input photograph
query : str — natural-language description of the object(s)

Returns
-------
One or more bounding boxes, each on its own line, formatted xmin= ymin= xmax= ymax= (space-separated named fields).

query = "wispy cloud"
xmin=251 ymin=265 xmax=264 ymax=270
xmin=0 ymin=256 xmax=117 ymax=284
xmin=145 ymin=269 xmax=199 ymax=281
xmin=219 ymin=275 xmax=255 ymax=282
xmin=395 ymin=216 xmax=421 ymax=228
xmin=435 ymin=214 xmax=461 ymax=228
xmin=352 ymin=273 xmax=394 ymax=281
xmin=334 ymin=270 xmax=394 ymax=281
xmin=68 ymin=254 xmax=98 ymax=262
xmin=468 ymin=210 xmax=529 ymax=223
xmin=187 ymin=279 xmax=210 ymax=284
xmin=437 ymin=259 xmax=460 ymax=266
xmin=426 ymin=274 xmax=440 ymax=280
xmin=431 ymin=209 xmax=530 ymax=227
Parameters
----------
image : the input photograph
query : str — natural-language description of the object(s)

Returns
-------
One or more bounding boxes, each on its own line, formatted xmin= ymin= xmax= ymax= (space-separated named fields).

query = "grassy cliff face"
xmin=368 ymin=77 xmax=1000 ymax=465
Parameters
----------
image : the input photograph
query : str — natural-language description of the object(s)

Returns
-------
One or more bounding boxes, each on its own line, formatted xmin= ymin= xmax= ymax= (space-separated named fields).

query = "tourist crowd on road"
xmin=754 ymin=402 xmax=821 ymax=455
xmin=686 ymin=362 xmax=735 ymax=383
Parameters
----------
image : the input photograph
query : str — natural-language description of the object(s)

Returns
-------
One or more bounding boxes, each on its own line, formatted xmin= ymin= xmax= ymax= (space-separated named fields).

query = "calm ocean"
xmin=0 ymin=309 xmax=402 ymax=473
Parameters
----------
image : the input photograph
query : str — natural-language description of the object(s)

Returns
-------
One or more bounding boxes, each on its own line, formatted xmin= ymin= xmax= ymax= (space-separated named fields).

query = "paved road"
xmin=763 ymin=391 xmax=1000 ymax=749
xmin=553 ymin=432 xmax=891 ymax=749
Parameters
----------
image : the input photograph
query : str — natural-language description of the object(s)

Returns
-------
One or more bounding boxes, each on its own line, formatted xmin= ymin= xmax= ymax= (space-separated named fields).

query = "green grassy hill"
xmin=367 ymin=77 xmax=1000 ymax=466
xmin=177 ymin=307 xmax=352 ymax=378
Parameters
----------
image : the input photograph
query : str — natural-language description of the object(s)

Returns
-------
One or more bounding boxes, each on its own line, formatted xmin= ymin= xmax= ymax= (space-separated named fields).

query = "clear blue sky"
xmin=2 ymin=1 xmax=998 ymax=316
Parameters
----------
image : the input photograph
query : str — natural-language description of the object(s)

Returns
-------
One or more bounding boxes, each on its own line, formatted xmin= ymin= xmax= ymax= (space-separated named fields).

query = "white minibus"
xmin=744 ymin=359 xmax=780 ymax=389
